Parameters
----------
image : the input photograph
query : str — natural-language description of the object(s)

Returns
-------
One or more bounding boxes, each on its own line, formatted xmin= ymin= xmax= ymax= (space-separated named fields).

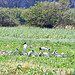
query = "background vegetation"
xmin=0 ymin=0 xmax=75 ymax=28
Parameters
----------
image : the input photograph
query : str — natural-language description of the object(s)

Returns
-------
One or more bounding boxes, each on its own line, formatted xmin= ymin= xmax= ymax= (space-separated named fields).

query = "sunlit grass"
xmin=0 ymin=56 xmax=75 ymax=74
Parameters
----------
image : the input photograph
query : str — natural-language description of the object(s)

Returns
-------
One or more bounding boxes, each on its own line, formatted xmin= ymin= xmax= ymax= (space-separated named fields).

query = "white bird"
xmin=55 ymin=54 xmax=62 ymax=57
xmin=70 ymin=50 xmax=74 ymax=53
xmin=52 ymin=50 xmax=57 ymax=56
xmin=54 ymin=50 xmax=57 ymax=54
xmin=43 ymin=52 xmax=48 ymax=57
xmin=39 ymin=52 xmax=43 ymax=57
xmin=34 ymin=51 xmax=38 ymax=57
xmin=9 ymin=50 xmax=13 ymax=53
xmin=39 ymin=47 xmax=50 ymax=51
xmin=43 ymin=49 xmax=50 ymax=57
xmin=53 ymin=50 xmax=62 ymax=57
xmin=32 ymin=55 xmax=35 ymax=57
xmin=52 ymin=51 xmax=55 ymax=56
xmin=23 ymin=42 xmax=27 ymax=51
xmin=24 ymin=53 xmax=27 ymax=56
xmin=61 ymin=52 xmax=64 ymax=57
xmin=28 ymin=50 xmax=34 ymax=57
xmin=8 ymin=50 xmax=13 ymax=55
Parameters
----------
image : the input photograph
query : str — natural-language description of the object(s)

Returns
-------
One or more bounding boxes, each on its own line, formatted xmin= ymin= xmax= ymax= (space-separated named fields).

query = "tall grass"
xmin=0 ymin=27 xmax=75 ymax=53
xmin=0 ymin=56 xmax=75 ymax=74
xmin=0 ymin=27 xmax=75 ymax=40
xmin=0 ymin=27 xmax=75 ymax=74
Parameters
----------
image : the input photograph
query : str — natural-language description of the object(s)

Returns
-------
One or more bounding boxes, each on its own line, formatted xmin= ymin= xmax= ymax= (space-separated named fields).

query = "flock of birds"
xmin=0 ymin=42 xmax=74 ymax=57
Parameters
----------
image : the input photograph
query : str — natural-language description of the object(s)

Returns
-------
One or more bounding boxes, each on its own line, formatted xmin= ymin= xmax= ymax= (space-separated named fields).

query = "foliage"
xmin=0 ymin=10 xmax=19 ymax=27
xmin=22 ymin=2 xmax=55 ymax=28
xmin=6 ymin=8 xmax=26 ymax=24
xmin=0 ymin=8 xmax=20 ymax=27
xmin=21 ymin=1 xmax=75 ymax=28
xmin=22 ymin=2 xmax=56 ymax=27
xmin=0 ymin=8 xmax=26 ymax=26
xmin=66 ymin=8 xmax=75 ymax=22
xmin=0 ymin=1 xmax=75 ymax=28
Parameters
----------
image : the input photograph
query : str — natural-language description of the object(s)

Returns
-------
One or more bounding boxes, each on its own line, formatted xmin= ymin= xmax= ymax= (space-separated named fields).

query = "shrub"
xmin=0 ymin=8 xmax=26 ymax=27
xmin=0 ymin=10 xmax=19 ymax=27
xmin=21 ymin=1 xmax=74 ymax=28
xmin=21 ymin=2 xmax=58 ymax=28
xmin=7 ymin=8 xmax=26 ymax=24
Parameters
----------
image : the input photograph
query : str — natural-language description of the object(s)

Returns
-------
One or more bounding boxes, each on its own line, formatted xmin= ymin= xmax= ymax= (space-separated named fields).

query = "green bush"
xmin=0 ymin=10 xmax=19 ymax=27
xmin=21 ymin=2 xmax=58 ymax=28
xmin=21 ymin=1 xmax=75 ymax=28
xmin=7 ymin=8 xmax=26 ymax=24
xmin=0 ymin=8 xmax=26 ymax=27
xmin=0 ymin=1 xmax=75 ymax=28
xmin=66 ymin=8 xmax=75 ymax=22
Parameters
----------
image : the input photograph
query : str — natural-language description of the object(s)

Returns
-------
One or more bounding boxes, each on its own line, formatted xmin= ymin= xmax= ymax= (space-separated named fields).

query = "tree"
xmin=21 ymin=1 xmax=75 ymax=28
xmin=0 ymin=10 xmax=19 ymax=26
xmin=21 ymin=2 xmax=59 ymax=28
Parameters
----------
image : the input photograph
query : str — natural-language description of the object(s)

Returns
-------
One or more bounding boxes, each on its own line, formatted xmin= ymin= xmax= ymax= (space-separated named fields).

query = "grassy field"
xmin=0 ymin=27 xmax=75 ymax=75
xmin=0 ymin=26 xmax=75 ymax=39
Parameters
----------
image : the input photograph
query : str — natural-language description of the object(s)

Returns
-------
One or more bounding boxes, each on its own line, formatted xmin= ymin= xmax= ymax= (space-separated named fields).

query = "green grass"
xmin=0 ymin=56 xmax=75 ymax=75
xmin=0 ymin=26 xmax=75 ymax=40
xmin=0 ymin=56 xmax=75 ymax=74
xmin=0 ymin=26 xmax=75 ymax=75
